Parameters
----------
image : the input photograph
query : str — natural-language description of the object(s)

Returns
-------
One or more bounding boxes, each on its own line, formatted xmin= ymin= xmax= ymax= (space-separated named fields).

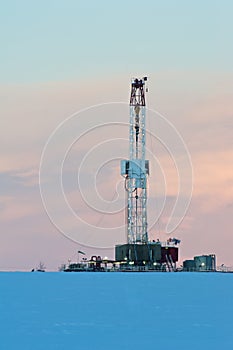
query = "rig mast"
xmin=121 ymin=77 xmax=149 ymax=245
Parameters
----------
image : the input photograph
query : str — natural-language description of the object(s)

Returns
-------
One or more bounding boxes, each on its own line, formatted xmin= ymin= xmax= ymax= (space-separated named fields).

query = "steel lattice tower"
xmin=121 ymin=77 xmax=149 ymax=244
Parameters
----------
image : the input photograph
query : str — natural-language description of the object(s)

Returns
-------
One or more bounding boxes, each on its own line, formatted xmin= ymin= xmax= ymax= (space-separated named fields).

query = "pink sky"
xmin=1 ymin=72 xmax=233 ymax=270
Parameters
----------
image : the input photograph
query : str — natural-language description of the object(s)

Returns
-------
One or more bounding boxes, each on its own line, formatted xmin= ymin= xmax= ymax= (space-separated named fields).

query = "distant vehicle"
xmin=31 ymin=262 xmax=46 ymax=272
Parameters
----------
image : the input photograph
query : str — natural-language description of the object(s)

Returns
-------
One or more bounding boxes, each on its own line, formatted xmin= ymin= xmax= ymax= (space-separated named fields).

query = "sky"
xmin=0 ymin=0 xmax=233 ymax=270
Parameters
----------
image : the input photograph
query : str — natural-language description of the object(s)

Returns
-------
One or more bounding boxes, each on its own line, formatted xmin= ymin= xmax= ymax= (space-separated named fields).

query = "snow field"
xmin=0 ymin=272 xmax=233 ymax=350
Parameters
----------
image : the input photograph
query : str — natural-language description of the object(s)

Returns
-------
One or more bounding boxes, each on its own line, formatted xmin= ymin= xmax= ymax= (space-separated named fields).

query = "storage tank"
xmin=194 ymin=255 xmax=216 ymax=271
xmin=183 ymin=260 xmax=195 ymax=271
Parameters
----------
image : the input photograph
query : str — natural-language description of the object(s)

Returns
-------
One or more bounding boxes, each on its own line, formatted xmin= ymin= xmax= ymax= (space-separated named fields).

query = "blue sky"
xmin=1 ymin=0 xmax=233 ymax=83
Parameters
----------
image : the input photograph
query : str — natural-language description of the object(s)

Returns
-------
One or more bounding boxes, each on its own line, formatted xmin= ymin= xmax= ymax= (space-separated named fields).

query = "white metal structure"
xmin=121 ymin=77 xmax=149 ymax=244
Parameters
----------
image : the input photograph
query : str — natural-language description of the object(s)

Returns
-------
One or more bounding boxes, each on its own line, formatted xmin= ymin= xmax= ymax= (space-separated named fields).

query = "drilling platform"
xmin=61 ymin=78 xmax=220 ymax=272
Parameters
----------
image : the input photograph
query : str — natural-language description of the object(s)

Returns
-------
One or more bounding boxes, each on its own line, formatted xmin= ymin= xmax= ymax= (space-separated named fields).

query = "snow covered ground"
xmin=0 ymin=272 xmax=233 ymax=350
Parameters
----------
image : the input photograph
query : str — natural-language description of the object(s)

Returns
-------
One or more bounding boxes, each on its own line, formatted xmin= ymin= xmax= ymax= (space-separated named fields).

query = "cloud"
xmin=192 ymin=150 xmax=233 ymax=212
xmin=0 ymin=168 xmax=41 ymax=222
xmin=0 ymin=195 xmax=41 ymax=222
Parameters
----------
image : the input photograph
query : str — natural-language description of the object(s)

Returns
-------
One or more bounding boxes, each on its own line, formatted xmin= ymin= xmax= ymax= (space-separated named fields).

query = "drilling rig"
xmin=116 ymin=77 xmax=154 ymax=265
xmin=121 ymin=77 xmax=149 ymax=245
xmin=115 ymin=77 xmax=179 ymax=270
